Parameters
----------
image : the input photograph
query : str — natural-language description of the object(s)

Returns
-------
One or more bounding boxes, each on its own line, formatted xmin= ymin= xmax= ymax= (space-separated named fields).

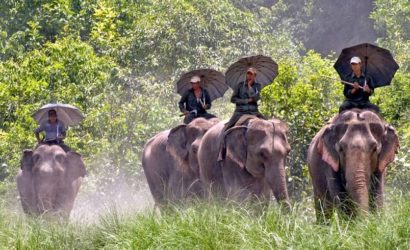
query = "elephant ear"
xmin=222 ymin=126 xmax=247 ymax=170
xmin=318 ymin=125 xmax=342 ymax=172
xmin=378 ymin=125 xmax=400 ymax=172
xmin=21 ymin=149 xmax=33 ymax=171
xmin=271 ymin=119 xmax=291 ymax=152
xmin=166 ymin=124 xmax=189 ymax=172
xmin=65 ymin=152 xmax=87 ymax=180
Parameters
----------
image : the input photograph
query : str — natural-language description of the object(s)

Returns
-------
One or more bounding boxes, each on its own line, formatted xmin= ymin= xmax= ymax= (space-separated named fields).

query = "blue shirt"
xmin=35 ymin=120 xmax=66 ymax=141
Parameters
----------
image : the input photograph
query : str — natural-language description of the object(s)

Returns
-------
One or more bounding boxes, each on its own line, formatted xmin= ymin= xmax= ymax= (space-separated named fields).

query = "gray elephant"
xmin=307 ymin=109 xmax=399 ymax=221
xmin=198 ymin=117 xmax=291 ymax=205
xmin=16 ymin=144 xmax=86 ymax=218
xmin=142 ymin=117 xmax=218 ymax=206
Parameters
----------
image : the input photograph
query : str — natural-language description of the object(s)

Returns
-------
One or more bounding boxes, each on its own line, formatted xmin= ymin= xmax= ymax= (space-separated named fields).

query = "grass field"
xmin=0 ymin=191 xmax=409 ymax=250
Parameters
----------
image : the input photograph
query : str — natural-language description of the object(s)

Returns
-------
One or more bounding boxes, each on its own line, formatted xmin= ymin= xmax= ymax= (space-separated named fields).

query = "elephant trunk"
xmin=345 ymin=156 xmax=371 ymax=215
xmin=34 ymin=166 xmax=59 ymax=214
xmin=265 ymin=158 xmax=289 ymax=207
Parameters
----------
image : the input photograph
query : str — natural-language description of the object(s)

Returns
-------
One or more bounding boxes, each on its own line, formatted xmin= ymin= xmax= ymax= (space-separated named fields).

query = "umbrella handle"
xmin=321 ymin=76 xmax=364 ymax=89
xmin=199 ymin=99 xmax=206 ymax=107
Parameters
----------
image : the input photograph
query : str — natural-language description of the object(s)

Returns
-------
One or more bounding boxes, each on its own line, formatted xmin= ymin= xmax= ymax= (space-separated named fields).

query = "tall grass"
xmin=1 ymin=195 xmax=409 ymax=249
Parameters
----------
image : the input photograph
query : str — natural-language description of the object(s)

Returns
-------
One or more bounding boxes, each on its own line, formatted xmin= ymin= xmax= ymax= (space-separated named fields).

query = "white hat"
xmin=350 ymin=56 xmax=362 ymax=64
xmin=190 ymin=75 xmax=201 ymax=83
xmin=246 ymin=67 xmax=257 ymax=75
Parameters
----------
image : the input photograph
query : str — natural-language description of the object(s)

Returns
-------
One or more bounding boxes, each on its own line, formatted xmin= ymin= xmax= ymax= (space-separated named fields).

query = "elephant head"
xmin=221 ymin=118 xmax=291 ymax=202
xmin=17 ymin=145 xmax=86 ymax=217
xmin=167 ymin=118 xmax=219 ymax=175
xmin=317 ymin=110 xmax=399 ymax=214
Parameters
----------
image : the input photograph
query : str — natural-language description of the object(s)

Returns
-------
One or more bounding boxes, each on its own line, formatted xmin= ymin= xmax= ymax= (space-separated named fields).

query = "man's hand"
xmin=351 ymin=82 xmax=360 ymax=94
xmin=35 ymin=133 xmax=42 ymax=143
xmin=363 ymin=84 xmax=371 ymax=93
xmin=183 ymin=111 xmax=189 ymax=116
xmin=247 ymin=98 xmax=253 ymax=103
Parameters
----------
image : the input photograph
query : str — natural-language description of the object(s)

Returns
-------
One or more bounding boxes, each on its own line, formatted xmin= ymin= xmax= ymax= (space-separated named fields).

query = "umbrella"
xmin=334 ymin=43 xmax=399 ymax=88
xmin=176 ymin=69 xmax=228 ymax=102
xmin=33 ymin=103 xmax=84 ymax=126
xmin=225 ymin=55 xmax=278 ymax=90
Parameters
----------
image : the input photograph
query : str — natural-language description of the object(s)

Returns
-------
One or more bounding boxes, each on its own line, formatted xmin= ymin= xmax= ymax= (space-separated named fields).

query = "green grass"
xmin=1 ymin=195 xmax=410 ymax=249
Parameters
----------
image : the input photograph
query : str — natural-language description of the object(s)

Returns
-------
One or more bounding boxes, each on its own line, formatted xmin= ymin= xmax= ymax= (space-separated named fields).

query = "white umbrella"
xmin=225 ymin=55 xmax=279 ymax=90
xmin=176 ymin=68 xmax=228 ymax=102
xmin=33 ymin=103 xmax=84 ymax=126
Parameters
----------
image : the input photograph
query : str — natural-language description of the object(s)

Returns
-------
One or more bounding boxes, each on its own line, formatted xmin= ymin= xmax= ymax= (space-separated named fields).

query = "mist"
xmin=302 ymin=0 xmax=377 ymax=55
xmin=71 ymin=175 xmax=153 ymax=224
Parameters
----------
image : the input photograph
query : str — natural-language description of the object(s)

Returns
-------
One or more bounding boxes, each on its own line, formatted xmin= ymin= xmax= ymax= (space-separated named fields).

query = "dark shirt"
xmin=231 ymin=81 xmax=261 ymax=113
xmin=342 ymin=72 xmax=374 ymax=103
xmin=178 ymin=88 xmax=212 ymax=114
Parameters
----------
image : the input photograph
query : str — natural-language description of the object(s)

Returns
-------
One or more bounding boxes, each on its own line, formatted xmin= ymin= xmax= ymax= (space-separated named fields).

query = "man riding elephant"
xmin=178 ymin=75 xmax=216 ymax=124
xmin=339 ymin=56 xmax=380 ymax=113
xmin=35 ymin=109 xmax=70 ymax=152
xmin=17 ymin=144 xmax=86 ymax=218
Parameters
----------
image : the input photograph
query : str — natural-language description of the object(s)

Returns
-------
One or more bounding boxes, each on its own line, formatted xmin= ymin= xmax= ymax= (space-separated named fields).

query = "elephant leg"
xmin=16 ymin=170 xmax=37 ymax=215
xmin=314 ymin=193 xmax=334 ymax=224
xmin=54 ymin=178 xmax=83 ymax=218
xmin=325 ymin=169 xmax=347 ymax=212
xmin=146 ymin=171 xmax=169 ymax=206
xmin=369 ymin=170 xmax=385 ymax=212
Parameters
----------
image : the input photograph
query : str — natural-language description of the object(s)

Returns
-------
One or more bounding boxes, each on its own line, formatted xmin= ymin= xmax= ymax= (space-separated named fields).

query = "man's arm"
xmin=363 ymin=76 xmax=374 ymax=95
xmin=249 ymin=83 xmax=261 ymax=102
xmin=35 ymin=125 xmax=44 ymax=142
xmin=343 ymin=83 xmax=353 ymax=98
xmin=342 ymin=74 xmax=360 ymax=97
xmin=231 ymin=83 xmax=248 ymax=104
xmin=203 ymin=89 xmax=211 ymax=110
xmin=58 ymin=122 xmax=67 ymax=140
xmin=178 ymin=91 xmax=189 ymax=113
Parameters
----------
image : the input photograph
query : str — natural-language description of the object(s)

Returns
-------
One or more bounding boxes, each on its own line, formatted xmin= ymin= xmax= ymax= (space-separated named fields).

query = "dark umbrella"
xmin=176 ymin=69 xmax=228 ymax=102
xmin=334 ymin=43 xmax=399 ymax=88
xmin=225 ymin=55 xmax=278 ymax=90
xmin=33 ymin=103 xmax=84 ymax=126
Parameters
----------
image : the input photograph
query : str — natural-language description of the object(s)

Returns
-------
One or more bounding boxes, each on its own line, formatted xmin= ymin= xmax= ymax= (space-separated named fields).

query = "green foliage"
xmin=0 ymin=0 xmax=301 ymax=182
xmin=0 ymin=37 xmax=115 ymax=172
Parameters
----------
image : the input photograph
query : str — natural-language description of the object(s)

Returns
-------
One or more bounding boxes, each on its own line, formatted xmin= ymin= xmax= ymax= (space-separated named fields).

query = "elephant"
xmin=307 ymin=109 xmax=399 ymax=221
xmin=142 ymin=117 xmax=219 ymax=206
xmin=16 ymin=144 xmax=86 ymax=218
xmin=198 ymin=117 xmax=291 ymax=205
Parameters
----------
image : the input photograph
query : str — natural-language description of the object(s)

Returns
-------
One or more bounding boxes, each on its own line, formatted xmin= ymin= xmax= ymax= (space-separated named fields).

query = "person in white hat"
xmin=178 ymin=75 xmax=215 ymax=124
xmin=339 ymin=56 xmax=379 ymax=113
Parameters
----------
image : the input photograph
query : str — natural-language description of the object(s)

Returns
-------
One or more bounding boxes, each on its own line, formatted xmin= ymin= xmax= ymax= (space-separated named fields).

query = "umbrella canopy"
xmin=33 ymin=103 xmax=84 ymax=126
xmin=225 ymin=55 xmax=278 ymax=90
xmin=334 ymin=43 xmax=400 ymax=88
xmin=176 ymin=69 xmax=228 ymax=102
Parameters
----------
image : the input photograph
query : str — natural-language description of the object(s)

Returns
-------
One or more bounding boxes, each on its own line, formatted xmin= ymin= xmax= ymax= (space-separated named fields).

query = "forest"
xmin=0 ymin=0 xmax=409 ymax=249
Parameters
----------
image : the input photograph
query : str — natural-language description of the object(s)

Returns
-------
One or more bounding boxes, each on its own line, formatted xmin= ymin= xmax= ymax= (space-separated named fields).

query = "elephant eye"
xmin=369 ymin=123 xmax=383 ymax=140
xmin=32 ymin=154 xmax=40 ymax=163
xmin=55 ymin=154 xmax=65 ymax=163
xmin=336 ymin=143 xmax=343 ymax=153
